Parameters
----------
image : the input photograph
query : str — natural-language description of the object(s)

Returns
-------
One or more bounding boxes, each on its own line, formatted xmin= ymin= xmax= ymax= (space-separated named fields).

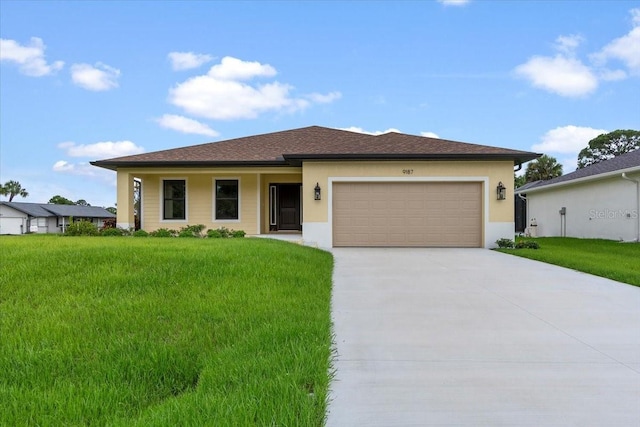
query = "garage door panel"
xmin=333 ymin=182 xmax=481 ymax=247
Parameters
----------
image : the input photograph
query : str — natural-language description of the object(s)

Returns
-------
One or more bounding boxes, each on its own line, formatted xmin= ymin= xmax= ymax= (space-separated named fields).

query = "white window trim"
xmin=213 ymin=177 xmax=241 ymax=223
xmin=160 ymin=177 xmax=188 ymax=223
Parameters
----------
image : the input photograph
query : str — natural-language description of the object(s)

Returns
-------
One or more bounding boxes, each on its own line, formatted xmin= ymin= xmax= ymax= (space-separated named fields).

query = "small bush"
xmin=515 ymin=240 xmax=540 ymax=249
xmin=206 ymin=227 xmax=245 ymax=239
xmin=101 ymin=227 xmax=124 ymax=237
xmin=132 ymin=229 xmax=149 ymax=238
xmin=178 ymin=224 xmax=206 ymax=238
xmin=150 ymin=228 xmax=175 ymax=238
xmin=100 ymin=218 xmax=117 ymax=231
xmin=496 ymin=238 xmax=515 ymax=249
xmin=65 ymin=221 xmax=99 ymax=236
xmin=178 ymin=229 xmax=197 ymax=238
xmin=207 ymin=229 xmax=222 ymax=238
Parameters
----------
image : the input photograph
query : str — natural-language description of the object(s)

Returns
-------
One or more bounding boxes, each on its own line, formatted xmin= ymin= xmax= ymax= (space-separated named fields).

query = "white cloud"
xmin=340 ymin=127 xmax=401 ymax=135
xmin=168 ymin=56 xmax=338 ymax=120
xmin=517 ymin=9 xmax=640 ymax=97
xmin=305 ymin=91 xmax=342 ymax=103
xmin=53 ymin=160 xmax=99 ymax=176
xmin=53 ymin=160 xmax=116 ymax=186
xmin=420 ymin=131 xmax=440 ymax=138
xmin=514 ymin=55 xmax=598 ymax=97
xmin=168 ymin=51 xmax=214 ymax=71
xmin=156 ymin=114 xmax=219 ymax=137
xmin=70 ymin=62 xmax=120 ymax=91
xmin=208 ymin=56 xmax=276 ymax=81
xmin=437 ymin=0 xmax=470 ymax=6
xmin=591 ymin=25 xmax=640 ymax=74
xmin=0 ymin=37 xmax=64 ymax=76
xmin=554 ymin=34 xmax=584 ymax=55
xmin=599 ymin=69 xmax=627 ymax=81
xmin=58 ymin=140 xmax=144 ymax=158
xmin=532 ymin=125 xmax=608 ymax=154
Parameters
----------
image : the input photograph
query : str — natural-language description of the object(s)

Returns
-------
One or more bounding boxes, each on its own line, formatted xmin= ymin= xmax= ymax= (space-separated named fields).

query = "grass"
xmin=0 ymin=235 xmax=334 ymax=426
xmin=497 ymin=237 xmax=640 ymax=287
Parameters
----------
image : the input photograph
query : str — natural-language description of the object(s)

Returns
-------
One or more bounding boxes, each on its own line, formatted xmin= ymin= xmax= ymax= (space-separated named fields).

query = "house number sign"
xmin=402 ymin=169 xmax=414 ymax=175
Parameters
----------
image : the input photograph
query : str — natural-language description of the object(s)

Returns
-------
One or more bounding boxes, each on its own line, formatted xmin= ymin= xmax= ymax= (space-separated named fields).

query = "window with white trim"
xmin=163 ymin=180 xmax=186 ymax=220
xmin=215 ymin=179 xmax=239 ymax=220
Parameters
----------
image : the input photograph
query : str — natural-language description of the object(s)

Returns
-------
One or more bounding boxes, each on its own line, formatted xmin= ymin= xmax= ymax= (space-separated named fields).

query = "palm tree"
xmin=1 ymin=180 xmax=29 ymax=202
xmin=524 ymin=155 xmax=563 ymax=182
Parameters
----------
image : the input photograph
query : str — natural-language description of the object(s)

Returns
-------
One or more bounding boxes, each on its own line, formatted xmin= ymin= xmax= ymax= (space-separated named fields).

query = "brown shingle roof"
xmin=91 ymin=126 xmax=539 ymax=170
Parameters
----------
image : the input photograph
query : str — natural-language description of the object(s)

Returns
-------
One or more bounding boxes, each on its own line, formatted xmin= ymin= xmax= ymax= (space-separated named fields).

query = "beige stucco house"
xmin=92 ymin=126 xmax=539 ymax=248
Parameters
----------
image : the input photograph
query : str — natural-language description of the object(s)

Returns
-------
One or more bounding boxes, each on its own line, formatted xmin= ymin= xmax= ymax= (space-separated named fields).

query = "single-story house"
xmin=0 ymin=202 xmax=116 ymax=235
xmin=91 ymin=126 xmax=539 ymax=248
xmin=515 ymin=148 xmax=640 ymax=242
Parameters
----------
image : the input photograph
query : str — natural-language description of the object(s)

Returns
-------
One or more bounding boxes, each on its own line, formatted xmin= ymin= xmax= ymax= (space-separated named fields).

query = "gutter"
xmin=621 ymin=172 xmax=640 ymax=242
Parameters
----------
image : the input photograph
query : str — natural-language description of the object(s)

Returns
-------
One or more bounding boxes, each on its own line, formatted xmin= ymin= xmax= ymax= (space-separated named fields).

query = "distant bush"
xmin=150 ymin=228 xmax=175 ymax=238
xmin=100 ymin=218 xmax=117 ymax=231
xmin=65 ymin=221 xmax=99 ymax=236
xmin=496 ymin=238 xmax=515 ymax=249
xmin=207 ymin=229 xmax=223 ymax=238
xmin=101 ymin=227 xmax=124 ymax=237
xmin=515 ymin=240 xmax=540 ymax=249
xmin=132 ymin=229 xmax=149 ymax=238
xmin=207 ymin=227 xmax=245 ymax=239
xmin=179 ymin=224 xmax=206 ymax=238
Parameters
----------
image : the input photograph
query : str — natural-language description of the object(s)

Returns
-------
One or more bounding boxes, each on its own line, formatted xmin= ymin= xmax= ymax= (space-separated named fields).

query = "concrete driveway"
xmin=327 ymin=248 xmax=640 ymax=426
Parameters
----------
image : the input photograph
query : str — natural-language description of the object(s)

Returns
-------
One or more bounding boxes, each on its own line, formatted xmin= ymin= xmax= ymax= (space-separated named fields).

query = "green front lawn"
xmin=497 ymin=237 xmax=640 ymax=287
xmin=0 ymin=236 xmax=333 ymax=426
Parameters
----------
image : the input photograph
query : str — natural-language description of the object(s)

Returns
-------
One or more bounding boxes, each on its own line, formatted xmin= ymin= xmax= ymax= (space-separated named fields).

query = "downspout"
xmin=621 ymin=173 xmax=640 ymax=242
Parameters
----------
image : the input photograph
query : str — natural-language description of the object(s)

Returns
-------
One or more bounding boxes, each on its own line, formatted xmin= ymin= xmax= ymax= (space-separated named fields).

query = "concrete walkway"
xmin=327 ymin=248 xmax=640 ymax=426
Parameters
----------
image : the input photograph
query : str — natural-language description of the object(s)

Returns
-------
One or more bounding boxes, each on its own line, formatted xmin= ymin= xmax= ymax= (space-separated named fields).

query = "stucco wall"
xmin=122 ymin=167 xmax=301 ymax=234
xmin=526 ymin=173 xmax=640 ymax=241
xmin=302 ymin=160 xmax=515 ymax=248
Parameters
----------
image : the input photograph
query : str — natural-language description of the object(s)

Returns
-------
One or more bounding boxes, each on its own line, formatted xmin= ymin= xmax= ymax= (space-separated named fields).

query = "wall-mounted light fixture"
xmin=497 ymin=181 xmax=506 ymax=200
xmin=314 ymin=182 xmax=321 ymax=201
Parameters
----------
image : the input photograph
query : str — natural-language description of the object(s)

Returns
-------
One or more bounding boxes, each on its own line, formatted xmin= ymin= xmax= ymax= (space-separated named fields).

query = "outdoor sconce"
xmin=314 ymin=183 xmax=321 ymax=201
xmin=497 ymin=181 xmax=506 ymax=200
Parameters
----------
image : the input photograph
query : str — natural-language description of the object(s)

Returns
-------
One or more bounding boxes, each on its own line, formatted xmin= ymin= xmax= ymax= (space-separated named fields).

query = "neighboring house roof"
xmin=91 ymin=126 xmax=540 ymax=170
xmin=0 ymin=202 xmax=55 ymax=217
xmin=515 ymin=149 xmax=640 ymax=194
xmin=0 ymin=202 xmax=116 ymax=218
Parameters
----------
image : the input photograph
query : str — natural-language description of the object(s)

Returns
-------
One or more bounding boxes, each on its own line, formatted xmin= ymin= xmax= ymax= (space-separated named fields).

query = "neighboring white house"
xmin=0 ymin=202 xmax=116 ymax=235
xmin=515 ymin=149 xmax=640 ymax=242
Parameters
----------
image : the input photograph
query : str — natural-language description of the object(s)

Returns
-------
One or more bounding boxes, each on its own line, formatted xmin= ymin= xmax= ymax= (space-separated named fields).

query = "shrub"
xmin=178 ymin=229 xmax=197 ymax=238
xmin=101 ymin=227 xmax=124 ymax=237
xmin=207 ymin=229 xmax=222 ymax=238
xmin=206 ymin=227 xmax=246 ymax=239
xmin=179 ymin=224 xmax=206 ymax=238
xmin=150 ymin=228 xmax=175 ymax=238
xmin=65 ymin=221 xmax=99 ymax=236
xmin=100 ymin=218 xmax=117 ymax=231
xmin=515 ymin=240 xmax=540 ymax=249
xmin=132 ymin=229 xmax=149 ymax=238
xmin=496 ymin=238 xmax=515 ymax=249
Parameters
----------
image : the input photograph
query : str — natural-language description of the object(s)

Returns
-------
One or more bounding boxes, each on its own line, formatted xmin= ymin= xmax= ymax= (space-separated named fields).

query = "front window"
xmin=215 ymin=179 xmax=239 ymax=220
xmin=163 ymin=180 xmax=186 ymax=220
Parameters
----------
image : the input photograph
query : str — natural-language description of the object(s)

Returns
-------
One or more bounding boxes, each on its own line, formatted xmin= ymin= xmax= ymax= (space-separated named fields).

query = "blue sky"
xmin=1 ymin=0 xmax=639 ymax=207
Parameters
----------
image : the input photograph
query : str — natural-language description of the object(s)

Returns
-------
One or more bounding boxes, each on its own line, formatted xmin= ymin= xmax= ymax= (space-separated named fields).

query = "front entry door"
xmin=277 ymin=184 xmax=301 ymax=231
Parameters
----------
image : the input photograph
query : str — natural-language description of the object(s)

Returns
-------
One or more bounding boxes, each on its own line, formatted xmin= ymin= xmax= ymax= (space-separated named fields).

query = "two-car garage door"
xmin=333 ymin=182 xmax=482 ymax=247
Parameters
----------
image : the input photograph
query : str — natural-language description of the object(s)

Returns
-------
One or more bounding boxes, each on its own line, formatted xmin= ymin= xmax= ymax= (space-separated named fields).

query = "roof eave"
xmin=283 ymin=152 xmax=540 ymax=165
xmin=90 ymin=160 xmax=291 ymax=171
xmin=515 ymin=165 xmax=640 ymax=194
